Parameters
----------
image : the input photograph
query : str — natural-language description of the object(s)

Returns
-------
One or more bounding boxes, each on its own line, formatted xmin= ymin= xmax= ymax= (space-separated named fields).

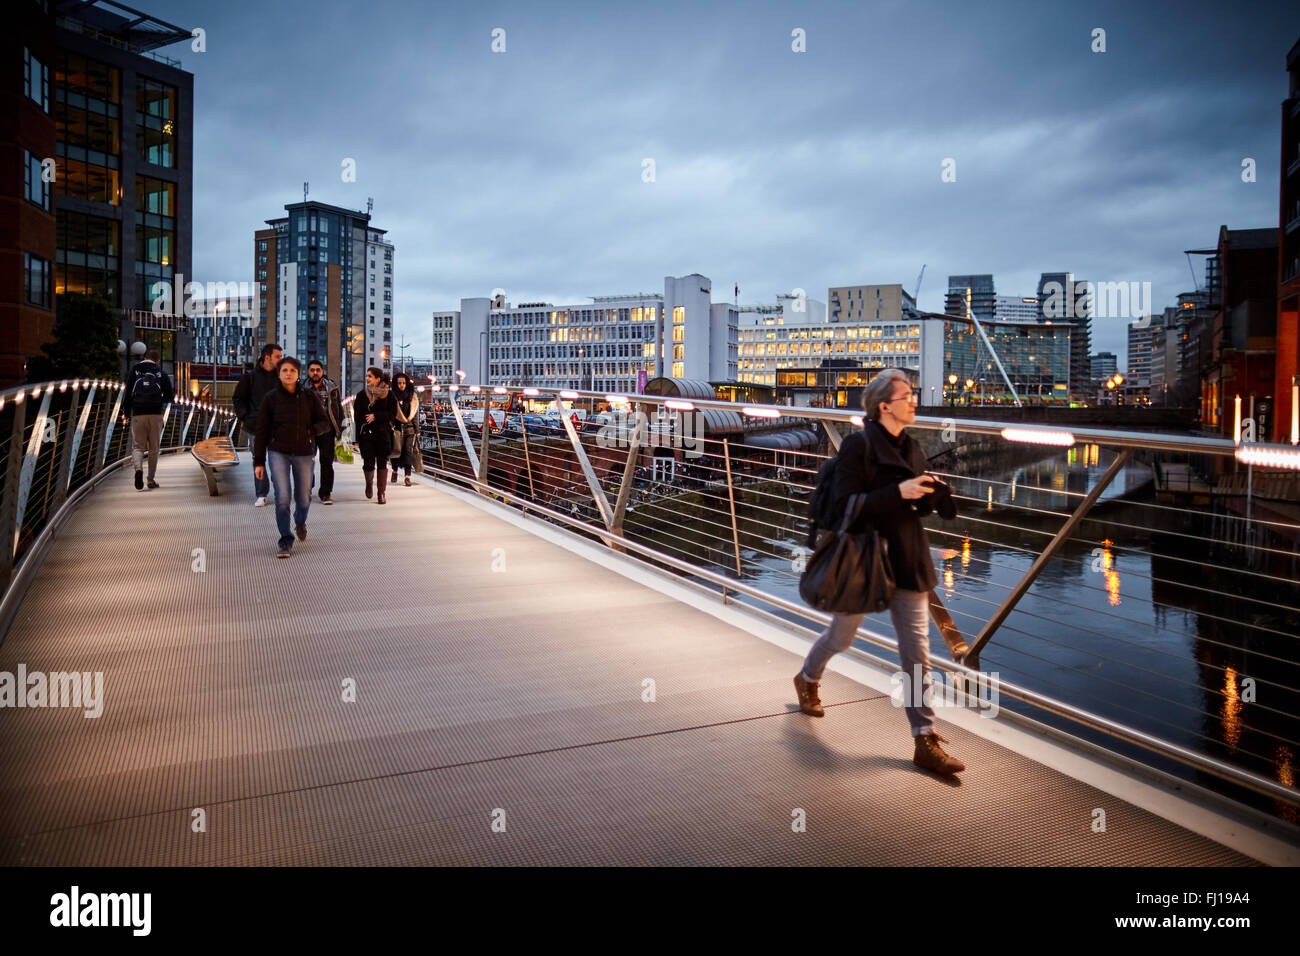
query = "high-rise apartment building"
xmin=254 ymin=200 xmax=392 ymax=394
xmin=1277 ymin=37 xmax=1300 ymax=442
xmin=945 ymin=275 xmax=996 ymax=322
xmin=1037 ymin=272 xmax=1092 ymax=403
xmin=996 ymin=295 xmax=1039 ymax=322
xmin=829 ymin=283 xmax=918 ymax=324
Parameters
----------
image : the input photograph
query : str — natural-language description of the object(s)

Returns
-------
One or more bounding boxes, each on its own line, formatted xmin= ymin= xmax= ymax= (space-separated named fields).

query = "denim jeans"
xmin=246 ymin=426 xmax=270 ymax=498
xmin=267 ymin=449 xmax=314 ymax=549
xmin=800 ymin=588 xmax=936 ymax=736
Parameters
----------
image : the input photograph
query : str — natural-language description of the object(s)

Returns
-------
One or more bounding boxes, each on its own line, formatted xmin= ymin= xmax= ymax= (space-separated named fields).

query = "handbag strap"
xmin=838 ymin=493 xmax=866 ymax=532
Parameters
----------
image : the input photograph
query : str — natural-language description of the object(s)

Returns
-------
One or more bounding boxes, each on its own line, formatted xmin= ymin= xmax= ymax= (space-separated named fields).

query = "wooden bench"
xmin=191 ymin=437 xmax=239 ymax=496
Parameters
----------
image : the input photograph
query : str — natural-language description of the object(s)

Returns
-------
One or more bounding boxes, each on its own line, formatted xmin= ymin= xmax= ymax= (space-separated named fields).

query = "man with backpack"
xmin=122 ymin=349 xmax=174 ymax=491
xmin=233 ymin=343 xmax=282 ymax=506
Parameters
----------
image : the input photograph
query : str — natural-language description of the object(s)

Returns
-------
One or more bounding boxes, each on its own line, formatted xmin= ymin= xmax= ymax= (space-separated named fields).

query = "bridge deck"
xmin=0 ymin=455 xmax=1262 ymax=865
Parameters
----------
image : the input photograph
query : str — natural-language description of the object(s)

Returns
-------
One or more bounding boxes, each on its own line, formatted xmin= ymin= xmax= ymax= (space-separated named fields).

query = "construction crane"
xmin=912 ymin=264 xmax=926 ymax=305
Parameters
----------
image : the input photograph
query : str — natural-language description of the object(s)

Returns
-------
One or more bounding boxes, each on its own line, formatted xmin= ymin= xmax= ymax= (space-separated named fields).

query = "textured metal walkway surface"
xmin=0 ymin=455 xmax=1257 ymax=866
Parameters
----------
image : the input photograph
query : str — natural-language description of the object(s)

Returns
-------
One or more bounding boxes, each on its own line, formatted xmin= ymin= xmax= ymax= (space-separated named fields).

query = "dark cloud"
xmin=156 ymin=0 xmax=1298 ymax=362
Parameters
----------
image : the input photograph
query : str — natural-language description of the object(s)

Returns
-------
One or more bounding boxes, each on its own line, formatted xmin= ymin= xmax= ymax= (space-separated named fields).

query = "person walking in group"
xmin=233 ymin=343 xmax=282 ymax=507
xmin=252 ymin=356 xmax=328 ymax=558
xmin=792 ymin=367 xmax=963 ymax=775
xmin=390 ymin=371 xmax=420 ymax=487
xmin=305 ymin=360 xmax=343 ymax=505
xmin=122 ymin=349 xmax=174 ymax=491
xmin=353 ymin=367 xmax=396 ymax=504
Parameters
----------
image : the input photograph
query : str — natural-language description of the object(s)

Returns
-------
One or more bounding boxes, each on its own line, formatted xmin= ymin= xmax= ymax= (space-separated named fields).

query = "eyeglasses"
xmin=888 ymin=391 xmax=920 ymax=404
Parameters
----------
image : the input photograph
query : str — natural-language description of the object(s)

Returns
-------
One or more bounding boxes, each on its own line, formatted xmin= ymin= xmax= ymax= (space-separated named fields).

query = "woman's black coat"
xmin=354 ymin=387 xmax=398 ymax=460
xmin=825 ymin=419 xmax=957 ymax=592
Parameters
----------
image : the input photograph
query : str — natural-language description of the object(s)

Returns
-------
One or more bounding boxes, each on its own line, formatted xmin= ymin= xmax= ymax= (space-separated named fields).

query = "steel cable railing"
xmin=0 ymin=379 xmax=238 ymax=629
xmin=406 ymin=385 xmax=1300 ymax=819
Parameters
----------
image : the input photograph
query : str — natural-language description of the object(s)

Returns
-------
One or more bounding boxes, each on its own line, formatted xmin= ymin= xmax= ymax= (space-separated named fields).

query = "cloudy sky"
xmin=152 ymin=0 xmax=1299 ymax=364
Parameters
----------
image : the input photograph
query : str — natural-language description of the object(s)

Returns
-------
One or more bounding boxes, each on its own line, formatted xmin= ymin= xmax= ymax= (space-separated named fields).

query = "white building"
xmin=995 ymin=294 xmax=1040 ymax=322
xmin=364 ymin=230 xmax=394 ymax=373
xmin=432 ymin=274 xmax=737 ymax=392
xmin=738 ymin=290 xmax=944 ymax=401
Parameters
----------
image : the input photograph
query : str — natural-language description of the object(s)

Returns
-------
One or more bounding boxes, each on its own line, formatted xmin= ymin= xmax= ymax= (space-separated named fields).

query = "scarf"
xmin=365 ymin=382 xmax=389 ymax=404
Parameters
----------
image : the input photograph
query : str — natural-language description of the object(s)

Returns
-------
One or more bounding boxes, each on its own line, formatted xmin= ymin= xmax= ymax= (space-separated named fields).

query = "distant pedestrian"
xmin=391 ymin=372 xmax=419 ymax=487
xmin=233 ymin=343 xmax=282 ymax=507
xmin=354 ymin=367 xmax=397 ymax=504
xmin=123 ymin=349 xmax=174 ymax=490
xmin=305 ymin=360 xmax=343 ymax=504
xmin=252 ymin=356 xmax=328 ymax=558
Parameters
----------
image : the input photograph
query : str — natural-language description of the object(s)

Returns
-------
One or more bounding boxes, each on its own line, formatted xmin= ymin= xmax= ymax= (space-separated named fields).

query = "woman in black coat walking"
xmin=353 ymin=367 xmax=397 ymax=503
xmin=793 ymin=367 xmax=964 ymax=775
xmin=390 ymin=371 xmax=420 ymax=487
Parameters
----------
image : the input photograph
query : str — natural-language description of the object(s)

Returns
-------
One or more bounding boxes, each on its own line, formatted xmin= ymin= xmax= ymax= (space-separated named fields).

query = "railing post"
xmin=63 ymin=384 xmax=97 ymax=496
xmin=557 ymin=401 xmax=614 ymax=528
xmin=519 ymin=409 xmax=534 ymax=500
xmin=608 ymin=406 xmax=646 ymax=550
xmin=97 ymin=386 xmax=124 ymax=471
xmin=432 ymin=403 xmax=446 ymax=473
xmin=12 ymin=388 xmax=54 ymax=561
xmin=966 ymin=448 xmax=1134 ymax=670
xmin=51 ymin=384 xmax=83 ymax=511
xmin=180 ymin=403 xmax=195 ymax=446
xmin=0 ymin=393 xmax=31 ymax=585
xmin=477 ymin=403 xmax=492 ymax=486
xmin=721 ymin=437 xmax=744 ymax=598
xmin=448 ymin=399 xmax=480 ymax=477
xmin=823 ymin=419 xmax=843 ymax=453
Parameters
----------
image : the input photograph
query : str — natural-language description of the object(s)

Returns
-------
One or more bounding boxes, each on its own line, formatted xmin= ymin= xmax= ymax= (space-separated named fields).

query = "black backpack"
xmin=132 ymin=368 xmax=163 ymax=406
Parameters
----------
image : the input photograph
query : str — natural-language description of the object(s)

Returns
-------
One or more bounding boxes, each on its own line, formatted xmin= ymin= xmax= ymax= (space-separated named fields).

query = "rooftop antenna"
xmin=366 ymin=196 xmax=374 ymax=216
xmin=303 ymin=181 xmax=308 ymax=203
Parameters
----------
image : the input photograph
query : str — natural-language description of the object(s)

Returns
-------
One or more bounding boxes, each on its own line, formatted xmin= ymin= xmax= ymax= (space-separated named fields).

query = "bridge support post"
xmin=966 ymin=447 xmax=1134 ymax=671
xmin=558 ymin=404 xmax=614 ymax=530
xmin=0 ymin=392 xmax=30 ymax=585
xmin=823 ymin=419 xmax=843 ymax=453
xmin=51 ymin=384 xmax=83 ymax=512
xmin=608 ymin=406 xmax=646 ymax=552
xmin=97 ymin=387 xmax=124 ymax=472
xmin=519 ymin=410 xmax=534 ymax=500
xmin=721 ymin=437 xmax=744 ymax=600
xmin=62 ymin=384 xmax=97 ymax=499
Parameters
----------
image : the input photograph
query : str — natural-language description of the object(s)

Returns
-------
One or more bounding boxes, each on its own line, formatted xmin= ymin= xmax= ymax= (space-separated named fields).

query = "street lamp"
xmin=947 ymin=372 xmax=957 ymax=406
xmin=213 ymin=300 xmax=226 ymax=403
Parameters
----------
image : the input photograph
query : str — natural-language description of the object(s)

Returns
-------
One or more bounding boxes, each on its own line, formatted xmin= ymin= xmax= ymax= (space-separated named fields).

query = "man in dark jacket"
xmin=123 ymin=349 xmax=174 ymax=491
xmin=253 ymin=356 xmax=327 ymax=558
xmin=232 ymin=343 xmax=281 ymax=505
xmin=305 ymin=360 xmax=343 ymax=504
xmin=793 ymin=367 xmax=965 ymax=775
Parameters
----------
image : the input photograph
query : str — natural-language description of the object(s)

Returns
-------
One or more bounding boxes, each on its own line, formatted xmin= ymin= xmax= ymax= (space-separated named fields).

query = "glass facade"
xmin=943 ymin=321 xmax=1071 ymax=403
xmin=738 ymin=322 xmax=921 ymax=386
xmin=54 ymin=53 xmax=122 ymax=205
xmin=56 ymin=211 xmax=120 ymax=302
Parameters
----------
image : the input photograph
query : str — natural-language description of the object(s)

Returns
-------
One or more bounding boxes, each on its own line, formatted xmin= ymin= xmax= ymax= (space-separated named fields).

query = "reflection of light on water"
xmin=1101 ymin=538 xmax=1120 ymax=607
xmin=1067 ymin=446 xmax=1077 ymax=466
xmin=1276 ymin=746 xmax=1297 ymax=824
xmin=1089 ymin=444 xmax=1100 ymax=467
xmin=987 ymin=486 xmax=994 ymax=510
xmin=943 ymin=567 xmax=954 ymax=599
xmin=961 ymin=537 xmax=970 ymax=570
xmin=1052 ymin=470 xmax=1065 ymax=491
xmin=1220 ymin=666 xmax=1242 ymax=753
xmin=1010 ymin=474 xmax=1016 ymax=501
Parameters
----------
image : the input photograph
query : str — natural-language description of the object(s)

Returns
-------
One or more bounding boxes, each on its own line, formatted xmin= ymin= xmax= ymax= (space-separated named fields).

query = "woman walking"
xmin=354 ymin=367 xmax=397 ymax=504
xmin=391 ymin=371 xmax=420 ymax=487
xmin=792 ymin=368 xmax=963 ymax=774
xmin=253 ymin=357 xmax=328 ymax=558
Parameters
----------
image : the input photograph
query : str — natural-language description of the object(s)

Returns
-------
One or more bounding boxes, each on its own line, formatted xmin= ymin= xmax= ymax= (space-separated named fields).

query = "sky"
xmin=148 ymin=0 xmax=1300 ymax=366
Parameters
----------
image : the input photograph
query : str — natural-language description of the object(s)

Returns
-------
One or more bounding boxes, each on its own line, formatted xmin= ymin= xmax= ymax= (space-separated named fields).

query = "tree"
xmin=26 ymin=294 xmax=120 ymax=383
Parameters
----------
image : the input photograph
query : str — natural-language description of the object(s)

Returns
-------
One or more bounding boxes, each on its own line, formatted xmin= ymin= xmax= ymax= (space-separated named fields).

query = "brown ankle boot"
xmin=365 ymin=469 xmax=374 ymax=499
xmin=391 ymin=467 xmax=398 ymax=483
xmin=793 ymin=672 xmax=824 ymax=717
xmin=376 ymin=467 xmax=387 ymax=504
xmin=913 ymin=732 xmax=965 ymax=775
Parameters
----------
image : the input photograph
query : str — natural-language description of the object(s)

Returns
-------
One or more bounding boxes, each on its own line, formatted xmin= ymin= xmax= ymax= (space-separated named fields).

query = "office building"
xmin=996 ymin=295 xmax=1040 ymax=322
xmin=942 ymin=315 xmax=1072 ymax=404
xmin=1091 ymin=351 xmax=1118 ymax=383
xmin=433 ymin=274 xmax=735 ymax=393
xmin=829 ymin=283 xmax=918 ymax=324
xmin=255 ymin=200 xmax=393 ymax=394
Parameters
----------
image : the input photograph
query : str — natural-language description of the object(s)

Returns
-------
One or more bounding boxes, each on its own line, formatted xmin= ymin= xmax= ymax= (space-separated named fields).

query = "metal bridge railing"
xmin=0 ymin=378 xmax=240 ymax=635
xmin=385 ymin=384 xmax=1300 ymax=821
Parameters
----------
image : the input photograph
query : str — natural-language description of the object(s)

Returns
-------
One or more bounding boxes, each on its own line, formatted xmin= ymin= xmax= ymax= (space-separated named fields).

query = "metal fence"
xmin=391 ymin=384 xmax=1300 ymax=821
xmin=0 ymin=378 xmax=239 ymax=597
